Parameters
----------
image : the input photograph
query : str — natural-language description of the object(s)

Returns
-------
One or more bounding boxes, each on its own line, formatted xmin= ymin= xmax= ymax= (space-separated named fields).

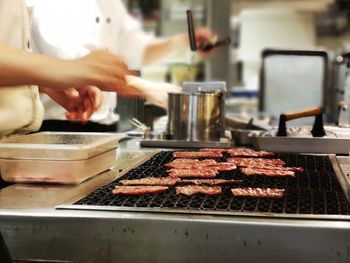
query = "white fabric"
xmin=29 ymin=0 xmax=155 ymax=124
xmin=0 ymin=0 xmax=44 ymax=136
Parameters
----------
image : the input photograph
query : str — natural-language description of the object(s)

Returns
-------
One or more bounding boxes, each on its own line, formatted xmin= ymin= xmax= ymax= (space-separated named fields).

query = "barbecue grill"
xmin=59 ymin=151 xmax=350 ymax=220
xmin=2 ymin=149 xmax=350 ymax=262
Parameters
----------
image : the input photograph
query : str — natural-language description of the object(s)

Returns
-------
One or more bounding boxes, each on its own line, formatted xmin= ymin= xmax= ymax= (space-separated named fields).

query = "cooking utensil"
xmin=186 ymin=10 xmax=197 ymax=51
xmin=0 ymin=132 xmax=124 ymax=184
xmin=167 ymin=91 xmax=223 ymax=141
xmin=277 ymin=107 xmax=326 ymax=137
xmin=199 ymin=36 xmax=232 ymax=52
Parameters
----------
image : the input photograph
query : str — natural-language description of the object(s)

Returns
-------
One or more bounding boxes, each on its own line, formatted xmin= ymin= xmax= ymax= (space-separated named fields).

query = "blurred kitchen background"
xmin=119 ymin=0 xmax=350 ymax=129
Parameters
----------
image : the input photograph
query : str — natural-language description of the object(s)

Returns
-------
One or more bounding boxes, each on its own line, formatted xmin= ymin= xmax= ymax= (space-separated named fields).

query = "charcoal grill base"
xmin=58 ymin=151 xmax=350 ymax=219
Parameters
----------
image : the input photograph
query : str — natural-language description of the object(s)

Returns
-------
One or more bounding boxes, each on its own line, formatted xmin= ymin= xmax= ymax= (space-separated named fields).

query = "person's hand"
xmin=194 ymin=28 xmax=217 ymax=56
xmin=125 ymin=76 xmax=182 ymax=109
xmin=38 ymin=50 xmax=141 ymax=97
xmin=40 ymin=86 xmax=103 ymax=122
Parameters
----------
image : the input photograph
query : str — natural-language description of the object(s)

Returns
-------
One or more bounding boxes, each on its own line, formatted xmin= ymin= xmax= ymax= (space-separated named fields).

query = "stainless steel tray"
xmin=0 ymin=132 xmax=125 ymax=160
xmin=252 ymin=135 xmax=350 ymax=154
xmin=0 ymin=132 xmax=126 ymax=184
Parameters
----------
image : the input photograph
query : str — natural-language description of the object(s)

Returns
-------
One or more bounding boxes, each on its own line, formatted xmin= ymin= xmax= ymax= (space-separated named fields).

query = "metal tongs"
xmin=186 ymin=9 xmax=231 ymax=52
xmin=129 ymin=118 xmax=149 ymax=133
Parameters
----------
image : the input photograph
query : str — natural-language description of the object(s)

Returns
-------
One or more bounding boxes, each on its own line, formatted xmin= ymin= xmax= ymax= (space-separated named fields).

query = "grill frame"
xmin=58 ymin=152 xmax=350 ymax=221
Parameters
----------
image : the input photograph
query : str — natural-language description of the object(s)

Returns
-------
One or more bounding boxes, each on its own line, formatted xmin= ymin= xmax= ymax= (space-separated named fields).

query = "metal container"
xmin=167 ymin=92 xmax=191 ymax=140
xmin=0 ymin=132 xmax=124 ymax=184
xmin=167 ymin=91 xmax=223 ymax=141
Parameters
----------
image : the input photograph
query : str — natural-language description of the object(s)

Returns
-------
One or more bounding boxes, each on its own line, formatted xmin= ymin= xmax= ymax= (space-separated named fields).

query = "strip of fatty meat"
xmin=112 ymin=186 xmax=168 ymax=195
xmin=227 ymin=157 xmax=285 ymax=167
xmin=172 ymin=151 xmax=223 ymax=159
xmin=165 ymin=159 xmax=217 ymax=169
xmin=182 ymin=179 xmax=242 ymax=185
xmin=199 ymin=148 xmax=227 ymax=153
xmin=119 ymin=177 xmax=182 ymax=186
xmin=167 ymin=168 xmax=218 ymax=178
xmin=176 ymin=185 xmax=222 ymax=196
xmin=227 ymin=148 xmax=275 ymax=157
xmin=211 ymin=162 xmax=237 ymax=171
xmin=240 ymin=168 xmax=295 ymax=177
xmin=231 ymin=187 xmax=285 ymax=198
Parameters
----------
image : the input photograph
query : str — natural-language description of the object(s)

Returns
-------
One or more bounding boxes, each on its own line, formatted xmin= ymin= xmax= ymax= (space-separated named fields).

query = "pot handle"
xmin=277 ymin=107 xmax=326 ymax=137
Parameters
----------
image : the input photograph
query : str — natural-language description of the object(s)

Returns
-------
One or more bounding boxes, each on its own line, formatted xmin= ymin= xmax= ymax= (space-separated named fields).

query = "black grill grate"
xmin=74 ymin=151 xmax=350 ymax=215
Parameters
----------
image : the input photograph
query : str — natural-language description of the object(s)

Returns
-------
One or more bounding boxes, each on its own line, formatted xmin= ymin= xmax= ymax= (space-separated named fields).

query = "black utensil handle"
xmin=186 ymin=10 xmax=197 ymax=51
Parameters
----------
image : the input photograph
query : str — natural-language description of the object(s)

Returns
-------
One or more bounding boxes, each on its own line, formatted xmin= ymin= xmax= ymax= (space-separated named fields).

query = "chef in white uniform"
xmin=29 ymin=0 xmax=214 ymax=132
xmin=0 ymin=0 xmax=140 ymax=138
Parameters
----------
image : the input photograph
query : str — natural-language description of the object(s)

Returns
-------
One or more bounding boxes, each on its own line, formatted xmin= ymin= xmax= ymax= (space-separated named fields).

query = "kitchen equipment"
xmin=337 ymin=52 xmax=350 ymax=127
xmin=167 ymin=91 xmax=223 ymax=141
xmin=59 ymin=151 xmax=350 ymax=219
xmin=199 ymin=36 xmax=232 ymax=52
xmin=0 ymin=132 xmax=124 ymax=184
xmin=141 ymin=82 xmax=227 ymax=148
xmin=251 ymin=106 xmax=350 ymax=154
xmin=186 ymin=9 xmax=197 ymax=51
xmin=259 ymin=49 xmax=328 ymax=125
xmin=276 ymin=107 xmax=326 ymax=137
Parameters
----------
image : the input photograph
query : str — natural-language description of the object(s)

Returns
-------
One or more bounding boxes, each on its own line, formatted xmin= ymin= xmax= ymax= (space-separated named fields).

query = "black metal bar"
xmin=186 ymin=10 xmax=197 ymax=51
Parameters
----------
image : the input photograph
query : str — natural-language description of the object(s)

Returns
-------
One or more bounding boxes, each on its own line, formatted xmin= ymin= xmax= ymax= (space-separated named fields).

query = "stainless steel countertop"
xmin=2 ymin=137 xmax=350 ymax=262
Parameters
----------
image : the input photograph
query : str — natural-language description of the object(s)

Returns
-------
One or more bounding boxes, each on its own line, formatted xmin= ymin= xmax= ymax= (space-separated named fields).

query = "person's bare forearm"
xmin=142 ymin=34 xmax=187 ymax=66
xmin=0 ymin=45 xmax=75 ymax=88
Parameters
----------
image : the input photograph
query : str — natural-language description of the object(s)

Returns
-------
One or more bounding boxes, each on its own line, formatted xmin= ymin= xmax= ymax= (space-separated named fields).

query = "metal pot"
xmin=167 ymin=91 xmax=223 ymax=141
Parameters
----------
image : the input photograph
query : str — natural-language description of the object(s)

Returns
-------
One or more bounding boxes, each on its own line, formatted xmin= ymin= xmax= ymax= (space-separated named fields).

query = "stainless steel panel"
xmin=167 ymin=93 xmax=191 ymax=140
xmin=1 ymin=212 xmax=350 ymax=263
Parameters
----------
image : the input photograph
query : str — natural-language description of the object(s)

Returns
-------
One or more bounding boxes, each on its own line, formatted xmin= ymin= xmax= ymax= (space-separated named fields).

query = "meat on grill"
xmin=112 ymin=186 xmax=168 ymax=195
xmin=228 ymin=148 xmax=275 ymax=157
xmin=176 ymin=185 xmax=222 ymax=196
xmin=211 ymin=162 xmax=237 ymax=171
xmin=182 ymin=179 xmax=242 ymax=185
xmin=241 ymin=167 xmax=295 ymax=177
xmin=172 ymin=151 xmax=223 ymax=159
xmin=165 ymin=159 xmax=217 ymax=169
xmin=231 ymin=187 xmax=285 ymax=198
xmin=167 ymin=168 xmax=218 ymax=178
xmin=227 ymin=157 xmax=285 ymax=167
xmin=199 ymin=148 xmax=227 ymax=153
xmin=119 ymin=177 xmax=182 ymax=186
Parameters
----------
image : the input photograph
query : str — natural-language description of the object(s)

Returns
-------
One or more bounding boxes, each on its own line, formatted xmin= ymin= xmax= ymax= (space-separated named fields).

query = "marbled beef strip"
xmin=112 ymin=186 xmax=168 ymax=195
xmin=165 ymin=159 xmax=217 ymax=169
xmin=241 ymin=168 xmax=295 ymax=177
xmin=167 ymin=168 xmax=218 ymax=178
xmin=228 ymin=148 xmax=275 ymax=157
xmin=176 ymin=185 xmax=222 ymax=196
xmin=182 ymin=179 xmax=242 ymax=185
xmin=119 ymin=177 xmax=182 ymax=186
xmin=211 ymin=162 xmax=237 ymax=171
xmin=227 ymin=157 xmax=285 ymax=167
xmin=172 ymin=151 xmax=223 ymax=159
xmin=231 ymin=187 xmax=285 ymax=198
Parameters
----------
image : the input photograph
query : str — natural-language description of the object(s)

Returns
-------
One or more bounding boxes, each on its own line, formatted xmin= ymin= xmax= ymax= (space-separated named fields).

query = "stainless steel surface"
xmin=1 ymin=139 xmax=350 ymax=262
xmin=252 ymin=134 xmax=350 ymax=154
xmin=167 ymin=92 xmax=191 ymax=140
xmin=1 ymin=211 xmax=350 ymax=263
xmin=167 ymin=89 xmax=224 ymax=141
xmin=0 ymin=132 xmax=125 ymax=184
xmin=140 ymin=138 xmax=231 ymax=148
xmin=0 ymin=132 xmax=124 ymax=160
xmin=205 ymin=0 xmax=231 ymax=88
xmin=191 ymin=92 xmax=223 ymax=141
xmin=1 ymin=149 xmax=116 ymax=184
xmin=0 ymin=149 xmax=153 ymax=209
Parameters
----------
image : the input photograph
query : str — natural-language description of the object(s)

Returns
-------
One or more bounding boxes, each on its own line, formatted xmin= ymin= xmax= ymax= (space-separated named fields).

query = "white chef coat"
xmin=0 ymin=0 xmax=44 ymax=137
xmin=28 ymin=0 xmax=154 ymax=124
